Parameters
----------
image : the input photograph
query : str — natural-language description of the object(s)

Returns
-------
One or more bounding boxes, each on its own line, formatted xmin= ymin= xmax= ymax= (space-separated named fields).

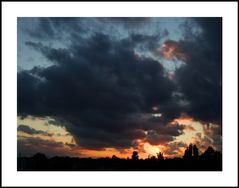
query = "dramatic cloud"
xmin=174 ymin=18 xmax=222 ymax=125
xmin=18 ymin=31 xmax=182 ymax=150
xmin=17 ymin=17 xmax=222 ymax=156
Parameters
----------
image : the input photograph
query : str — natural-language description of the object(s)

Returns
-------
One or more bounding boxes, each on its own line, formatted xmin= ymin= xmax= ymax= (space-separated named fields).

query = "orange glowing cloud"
xmin=17 ymin=115 xmax=214 ymax=159
xmin=159 ymin=41 xmax=187 ymax=62
xmin=173 ymin=113 xmax=193 ymax=124
xmin=183 ymin=125 xmax=196 ymax=132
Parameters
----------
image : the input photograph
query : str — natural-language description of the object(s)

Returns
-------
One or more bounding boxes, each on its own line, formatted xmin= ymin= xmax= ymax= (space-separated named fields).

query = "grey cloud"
xmin=18 ymin=124 xmax=52 ymax=136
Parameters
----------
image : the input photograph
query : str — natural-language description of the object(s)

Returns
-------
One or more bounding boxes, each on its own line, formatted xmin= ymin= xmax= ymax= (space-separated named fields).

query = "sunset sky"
xmin=17 ymin=17 xmax=222 ymax=159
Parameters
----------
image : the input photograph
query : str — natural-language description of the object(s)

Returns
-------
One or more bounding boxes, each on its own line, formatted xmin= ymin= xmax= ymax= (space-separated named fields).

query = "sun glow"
xmin=144 ymin=143 xmax=161 ymax=156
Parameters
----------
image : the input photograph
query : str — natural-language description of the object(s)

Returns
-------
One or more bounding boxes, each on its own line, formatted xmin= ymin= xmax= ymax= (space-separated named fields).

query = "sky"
xmin=17 ymin=17 xmax=222 ymax=159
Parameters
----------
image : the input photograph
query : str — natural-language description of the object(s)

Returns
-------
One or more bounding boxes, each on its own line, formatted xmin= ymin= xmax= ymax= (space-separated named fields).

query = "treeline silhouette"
xmin=17 ymin=144 xmax=222 ymax=171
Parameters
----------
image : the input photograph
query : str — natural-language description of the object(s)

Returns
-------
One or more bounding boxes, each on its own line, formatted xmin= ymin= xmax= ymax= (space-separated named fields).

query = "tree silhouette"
xmin=188 ymin=143 xmax=193 ymax=157
xmin=183 ymin=147 xmax=189 ymax=159
xmin=131 ymin=151 xmax=139 ymax=160
xmin=17 ymin=144 xmax=222 ymax=171
xmin=202 ymin=146 xmax=216 ymax=159
xmin=193 ymin=144 xmax=199 ymax=158
xmin=157 ymin=152 xmax=164 ymax=160
xmin=184 ymin=143 xmax=199 ymax=159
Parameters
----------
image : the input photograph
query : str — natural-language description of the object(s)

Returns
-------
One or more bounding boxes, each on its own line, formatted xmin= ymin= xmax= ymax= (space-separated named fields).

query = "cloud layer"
xmin=17 ymin=18 xmax=222 ymax=152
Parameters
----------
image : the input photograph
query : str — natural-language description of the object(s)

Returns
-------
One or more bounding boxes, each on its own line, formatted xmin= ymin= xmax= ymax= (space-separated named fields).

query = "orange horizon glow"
xmin=17 ymin=115 xmax=219 ymax=159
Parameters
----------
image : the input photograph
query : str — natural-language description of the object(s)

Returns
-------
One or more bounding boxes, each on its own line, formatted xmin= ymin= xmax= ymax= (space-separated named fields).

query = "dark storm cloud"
xmin=18 ymin=29 xmax=183 ymax=149
xmin=18 ymin=124 xmax=52 ymax=136
xmin=145 ymin=122 xmax=184 ymax=145
xmin=17 ymin=70 xmax=43 ymax=115
xmin=18 ymin=18 xmax=222 ymax=150
xmin=173 ymin=18 xmax=222 ymax=125
xmin=23 ymin=33 xmax=175 ymax=114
